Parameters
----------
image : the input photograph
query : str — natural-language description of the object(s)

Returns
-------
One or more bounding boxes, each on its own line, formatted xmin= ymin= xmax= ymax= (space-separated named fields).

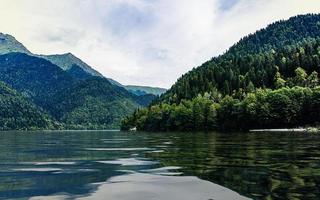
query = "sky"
xmin=0 ymin=0 xmax=320 ymax=88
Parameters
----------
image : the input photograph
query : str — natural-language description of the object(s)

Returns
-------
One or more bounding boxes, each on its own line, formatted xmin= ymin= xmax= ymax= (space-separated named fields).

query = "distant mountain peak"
xmin=0 ymin=32 xmax=103 ymax=78
xmin=39 ymin=53 xmax=103 ymax=77
xmin=0 ymin=33 xmax=31 ymax=55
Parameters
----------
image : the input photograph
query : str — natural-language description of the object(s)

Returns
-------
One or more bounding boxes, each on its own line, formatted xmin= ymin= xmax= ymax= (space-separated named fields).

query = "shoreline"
xmin=250 ymin=128 xmax=319 ymax=133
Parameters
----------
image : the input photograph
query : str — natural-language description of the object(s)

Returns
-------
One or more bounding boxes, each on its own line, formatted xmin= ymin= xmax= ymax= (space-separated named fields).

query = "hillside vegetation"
xmin=0 ymin=81 xmax=58 ymax=130
xmin=47 ymin=77 xmax=142 ymax=129
xmin=122 ymin=14 xmax=320 ymax=131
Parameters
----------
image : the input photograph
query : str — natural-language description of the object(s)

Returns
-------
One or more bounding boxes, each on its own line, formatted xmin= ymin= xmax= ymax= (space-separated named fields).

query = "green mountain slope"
xmin=66 ymin=64 xmax=93 ymax=80
xmin=160 ymin=14 xmax=320 ymax=103
xmin=124 ymin=85 xmax=167 ymax=96
xmin=122 ymin=14 xmax=320 ymax=131
xmin=48 ymin=77 xmax=141 ymax=129
xmin=0 ymin=53 xmax=74 ymax=106
xmin=0 ymin=81 xmax=58 ymax=130
xmin=229 ymin=14 xmax=320 ymax=55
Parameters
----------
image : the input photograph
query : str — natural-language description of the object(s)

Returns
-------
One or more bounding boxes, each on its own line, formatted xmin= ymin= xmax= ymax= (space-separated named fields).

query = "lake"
xmin=0 ymin=131 xmax=319 ymax=200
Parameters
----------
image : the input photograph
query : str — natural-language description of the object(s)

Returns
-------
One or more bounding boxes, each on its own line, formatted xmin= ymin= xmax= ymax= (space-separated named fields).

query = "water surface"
xmin=0 ymin=131 xmax=319 ymax=200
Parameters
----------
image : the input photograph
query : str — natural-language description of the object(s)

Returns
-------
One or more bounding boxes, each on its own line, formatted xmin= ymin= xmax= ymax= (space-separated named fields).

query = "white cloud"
xmin=0 ymin=0 xmax=319 ymax=88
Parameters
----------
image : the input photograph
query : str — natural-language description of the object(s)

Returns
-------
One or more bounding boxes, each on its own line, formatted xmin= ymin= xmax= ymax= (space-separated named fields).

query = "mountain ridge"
xmin=38 ymin=52 xmax=103 ymax=77
xmin=0 ymin=32 xmax=163 ymax=96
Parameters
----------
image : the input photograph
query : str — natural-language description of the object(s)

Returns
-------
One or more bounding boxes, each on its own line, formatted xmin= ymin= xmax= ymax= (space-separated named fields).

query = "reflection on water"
xmin=0 ymin=131 xmax=319 ymax=200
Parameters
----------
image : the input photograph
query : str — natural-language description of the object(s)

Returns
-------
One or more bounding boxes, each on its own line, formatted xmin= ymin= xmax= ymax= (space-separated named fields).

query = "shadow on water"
xmin=0 ymin=131 xmax=319 ymax=199
xmin=145 ymin=132 xmax=320 ymax=200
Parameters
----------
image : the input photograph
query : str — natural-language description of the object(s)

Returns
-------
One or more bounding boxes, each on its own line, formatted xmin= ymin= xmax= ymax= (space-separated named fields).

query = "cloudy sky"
xmin=0 ymin=0 xmax=319 ymax=88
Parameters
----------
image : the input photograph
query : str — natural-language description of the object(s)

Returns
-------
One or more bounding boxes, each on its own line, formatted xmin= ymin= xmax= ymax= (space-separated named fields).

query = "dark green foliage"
xmin=217 ymin=87 xmax=314 ymax=130
xmin=122 ymin=93 xmax=218 ymax=131
xmin=122 ymin=87 xmax=320 ymax=131
xmin=0 ymin=81 xmax=58 ymax=130
xmin=229 ymin=14 xmax=320 ymax=55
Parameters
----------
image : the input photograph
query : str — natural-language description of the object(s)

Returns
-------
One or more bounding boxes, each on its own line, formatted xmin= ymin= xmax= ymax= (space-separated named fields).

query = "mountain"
xmin=0 ymin=81 xmax=58 ymax=130
xmin=122 ymin=14 xmax=320 ymax=132
xmin=0 ymin=32 xmax=164 ymax=129
xmin=0 ymin=32 xmax=163 ymax=97
xmin=39 ymin=53 xmax=103 ymax=77
xmin=0 ymin=33 xmax=31 ymax=55
xmin=0 ymin=33 xmax=113 ymax=82
xmin=0 ymin=33 xmax=98 ymax=78
xmin=124 ymin=85 xmax=167 ymax=96
xmin=0 ymin=33 xmax=165 ymax=98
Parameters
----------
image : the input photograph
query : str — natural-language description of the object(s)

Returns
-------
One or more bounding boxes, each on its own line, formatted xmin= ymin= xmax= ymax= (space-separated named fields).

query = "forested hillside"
xmin=122 ymin=14 xmax=320 ymax=131
xmin=0 ymin=53 xmax=74 ymax=107
xmin=47 ymin=77 xmax=143 ymax=129
xmin=159 ymin=14 xmax=320 ymax=103
xmin=0 ymin=81 xmax=58 ymax=130
xmin=0 ymin=53 xmax=148 ymax=129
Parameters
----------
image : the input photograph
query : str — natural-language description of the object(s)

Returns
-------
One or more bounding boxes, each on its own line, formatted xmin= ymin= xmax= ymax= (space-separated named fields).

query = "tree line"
xmin=122 ymin=86 xmax=320 ymax=131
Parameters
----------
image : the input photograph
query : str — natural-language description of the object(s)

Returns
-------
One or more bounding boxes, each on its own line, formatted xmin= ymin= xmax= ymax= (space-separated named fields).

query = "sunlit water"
xmin=0 ymin=131 xmax=319 ymax=200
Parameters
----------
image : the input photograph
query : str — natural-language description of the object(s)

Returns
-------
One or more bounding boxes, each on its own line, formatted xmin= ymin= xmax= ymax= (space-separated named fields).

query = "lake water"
xmin=0 ymin=131 xmax=319 ymax=200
